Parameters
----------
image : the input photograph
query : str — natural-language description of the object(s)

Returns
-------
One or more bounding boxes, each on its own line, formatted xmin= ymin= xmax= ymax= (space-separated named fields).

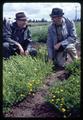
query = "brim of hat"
xmin=50 ymin=13 xmax=64 ymax=17
xmin=15 ymin=17 xmax=28 ymax=20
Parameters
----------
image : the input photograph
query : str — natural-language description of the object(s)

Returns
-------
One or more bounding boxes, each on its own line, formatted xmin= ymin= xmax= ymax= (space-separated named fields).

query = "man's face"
xmin=16 ymin=19 xmax=27 ymax=28
xmin=52 ymin=16 xmax=63 ymax=25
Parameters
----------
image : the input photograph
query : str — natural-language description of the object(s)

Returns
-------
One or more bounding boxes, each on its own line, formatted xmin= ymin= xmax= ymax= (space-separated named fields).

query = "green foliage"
xmin=46 ymin=60 xmax=80 ymax=117
xmin=75 ymin=21 xmax=81 ymax=39
xmin=65 ymin=59 xmax=81 ymax=76
xmin=3 ymin=48 xmax=53 ymax=112
xmin=29 ymin=25 xmax=48 ymax=42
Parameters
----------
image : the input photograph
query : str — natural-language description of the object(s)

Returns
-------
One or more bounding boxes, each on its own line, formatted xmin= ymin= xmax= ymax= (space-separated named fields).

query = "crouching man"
xmin=3 ymin=12 xmax=37 ymax=59
xmin=47 ymin=8 xmax=78 ymax=69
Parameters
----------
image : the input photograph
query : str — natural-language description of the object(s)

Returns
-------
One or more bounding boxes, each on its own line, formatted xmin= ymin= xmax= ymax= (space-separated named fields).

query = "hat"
xmin=50 ymin=8 xmax=64 ymax=17
xmin=15 ymin=12 xmax=27 ymax=20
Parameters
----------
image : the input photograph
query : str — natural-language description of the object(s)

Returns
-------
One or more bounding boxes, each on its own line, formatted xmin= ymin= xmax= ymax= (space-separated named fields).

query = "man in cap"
xmin=3 ymin=12 xmax=37 ymax=59
xmin=47 ymin=8 xmax=78 ymax=69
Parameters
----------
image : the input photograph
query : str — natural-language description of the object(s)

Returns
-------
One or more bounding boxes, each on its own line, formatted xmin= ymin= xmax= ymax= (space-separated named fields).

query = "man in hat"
xmin=47 ymin=8 xmax=78 ymax=68
xmin=3 ymin=12 xmax=37 ymax=59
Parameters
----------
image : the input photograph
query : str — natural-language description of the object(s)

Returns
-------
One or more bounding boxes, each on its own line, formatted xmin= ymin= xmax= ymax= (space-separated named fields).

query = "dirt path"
xmin=4 ymin=69 xmax=68 ymax=118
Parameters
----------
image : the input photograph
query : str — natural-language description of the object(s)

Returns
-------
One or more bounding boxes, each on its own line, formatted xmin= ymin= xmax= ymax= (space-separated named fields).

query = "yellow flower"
xmin=61 ymin=108 xmax=66 ymax=112
xmin=29 ymin=83 xmax=32 ymax=86
xmin=61 ymin=98 xmax=64 ymax=101
xmin=51 ymin=99 xmax=54 ymax=102
xmin=53 ymin=95 xmax=56 ymax=98
xmin=63 ymin=115 xmax=67 ymax=118
xmin=60 ymin=89 xmax=63 ymax=92
xmin=32 ymin=80 xmax=35 ymax=82
xmin=20 ymin=94 xmax=24 ymax=97
xmin=30 ymin=89 xmax=32 ymax=92
xmin=34 ymin=68 xmax=37 ymax=71
xmin=60 ymin=103 xmax=63 ymax=106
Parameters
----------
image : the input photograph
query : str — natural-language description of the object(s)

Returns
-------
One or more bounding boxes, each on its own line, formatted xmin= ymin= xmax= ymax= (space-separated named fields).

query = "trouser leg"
xmin=56 ymin=51 xmax=66 ymax=67
xmin=21 ymin=41 xmax=37 ymax=57
xmin=3 ymin=42 xmax=11 ymax=58
xmin=3 ymin=42 xmax=18 ymax=59
xmin=66 ymin=44 xmax=78 ymax=59
xmin=53 ymin=50 xmax=66 ymax=67
xmin=29 ymin=48 xmax=37 ymax=57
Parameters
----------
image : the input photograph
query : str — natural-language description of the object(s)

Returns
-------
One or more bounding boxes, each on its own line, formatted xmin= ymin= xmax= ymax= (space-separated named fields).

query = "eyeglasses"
xmin=18 ymin=19 xmax=27 ymax=21
xmin=52 ymin=16 xmax=62 ymax=19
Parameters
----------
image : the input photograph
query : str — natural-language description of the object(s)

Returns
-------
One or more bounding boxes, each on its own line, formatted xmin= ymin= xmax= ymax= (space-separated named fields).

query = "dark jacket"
xmin=3 ymin=21 xmax=32 ymax=46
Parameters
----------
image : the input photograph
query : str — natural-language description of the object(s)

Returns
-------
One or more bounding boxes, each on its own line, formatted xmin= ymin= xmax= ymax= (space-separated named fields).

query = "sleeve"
xmin=61 ymin=20 xmax=77 ymax=46
xmin=3 ymin=21 xmax=18 ymax=45
xmin=27 ymin=28 xmax=32 ymax=42
xmin=46 ymin=27 xmax=53 ymax=60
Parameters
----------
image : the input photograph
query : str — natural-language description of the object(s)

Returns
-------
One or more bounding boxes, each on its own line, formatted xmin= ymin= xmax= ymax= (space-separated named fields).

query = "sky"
xmin=3 ymin=2 xmax=81 ymax=21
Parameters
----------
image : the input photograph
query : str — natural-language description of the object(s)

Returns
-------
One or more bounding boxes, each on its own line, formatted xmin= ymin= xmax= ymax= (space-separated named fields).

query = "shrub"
xmin=3 ymin=48 xmax=53 ymax=112
xmin=46 ymin=60 xmax=81 ymax=117
xmin=65 ymin=59 xmax=81 ymax=76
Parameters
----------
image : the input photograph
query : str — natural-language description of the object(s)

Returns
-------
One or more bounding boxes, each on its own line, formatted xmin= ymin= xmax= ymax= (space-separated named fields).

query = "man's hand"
xmin=48 ymin=59 xmax=53 ymax=64
xmin=16 ymin=43 xmax=24 ymax=55
xmin=54 ymin=42 xmax=61 ymax=50
xmin=24 ymin=50 xmax=29 ymax=56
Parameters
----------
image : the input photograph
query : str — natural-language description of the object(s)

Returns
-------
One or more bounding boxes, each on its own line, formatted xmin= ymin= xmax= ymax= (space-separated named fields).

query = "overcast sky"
xmin=3 ymin=2 xmax=81 ymax=21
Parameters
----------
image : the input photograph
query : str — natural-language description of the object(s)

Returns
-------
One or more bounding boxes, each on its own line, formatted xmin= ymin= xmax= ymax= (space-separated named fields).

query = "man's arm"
xmin=3 ymin=21 xmax=18 ymax=45
xmin=3 ymin=21 xmax=24 ymax=55
xmin=61 ymin=20 xmax=77 ymax=47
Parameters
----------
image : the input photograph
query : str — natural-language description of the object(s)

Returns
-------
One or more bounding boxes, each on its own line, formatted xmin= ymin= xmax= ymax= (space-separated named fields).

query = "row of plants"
xmin=29 ymin=25 xmax=48 ymax=43
xmin=46 ymin=59 xmax=80 ymax=118
xmin=3 ymin=46 xmax=53 ymax=113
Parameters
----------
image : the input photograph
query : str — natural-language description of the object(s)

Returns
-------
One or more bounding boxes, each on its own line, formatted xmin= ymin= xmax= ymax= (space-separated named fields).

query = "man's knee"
xmin=3 ymin=42 xmax=10 ymax=49
xmin=3 ymin=42 xmax=11 ymax=58
xmin=66 ymin=44 xmax=78 ymax=59
xmin=29 ymin=48 xmax=37 ymax=57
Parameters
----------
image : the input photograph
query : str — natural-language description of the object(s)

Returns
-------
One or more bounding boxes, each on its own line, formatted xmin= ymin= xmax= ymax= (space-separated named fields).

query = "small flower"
xmin=32 ymin=80 xmax=35 ymax=82
xmin=61 ymin=108 xmax=66 ymax=112
xmin=60 ymin=89 xmax=63 ymax=92
xmin=63 ymin=115 xmax=67 ymax=118
xmin=60 ymin=103 xmax=63 ymax=106
xmin=34 ymin=68 xmax=37 ymax=71
xmin=51 ymin=99 xmax=54 ymax=102
xmin=20 ymin=94 xmax=24 ymax=97
xmin=52 ymin=95 xmax=56 ymax=98
xmin=61 ymin=98 xmax=64 ymax=101
xmin=29 ymin=83 xmax=32 ymax=86
xmin=30 ymin=89 xmax=32 ymax=92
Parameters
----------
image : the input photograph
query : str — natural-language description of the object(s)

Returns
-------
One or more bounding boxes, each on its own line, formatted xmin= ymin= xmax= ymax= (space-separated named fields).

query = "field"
xmin=3 ymin=21 xmax=81 ymax=118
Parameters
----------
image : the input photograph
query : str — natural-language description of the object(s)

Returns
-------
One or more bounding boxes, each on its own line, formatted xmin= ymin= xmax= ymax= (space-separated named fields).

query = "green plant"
xmin=3 ymin=48 xmax=53 ymax=112
xmin=65 ymin=59 xmax=80 ymax=76
xmin=46 ymin=60 xmax=81 ymax=117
